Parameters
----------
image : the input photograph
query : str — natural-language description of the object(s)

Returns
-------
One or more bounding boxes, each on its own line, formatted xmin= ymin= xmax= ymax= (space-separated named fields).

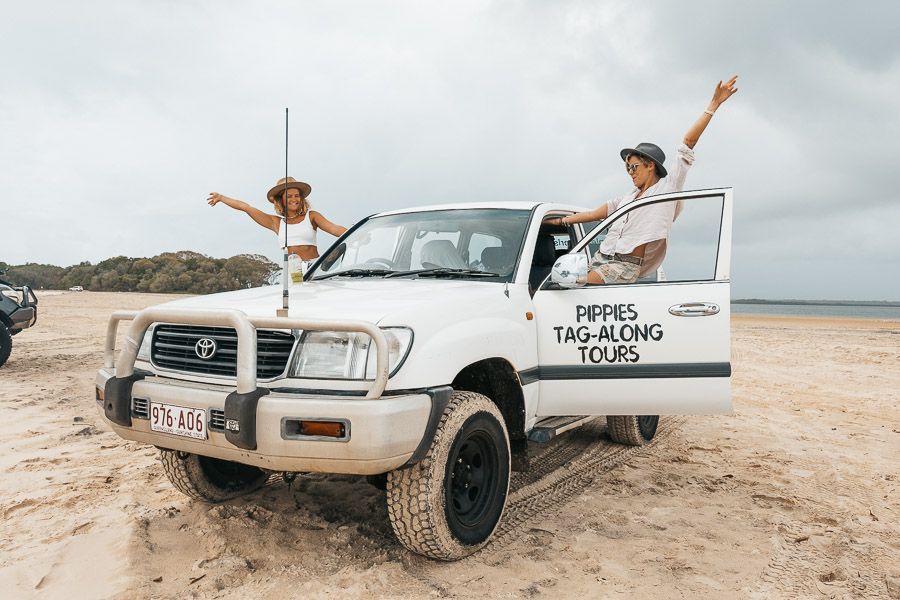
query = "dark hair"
xmin=626 ymin=153 xmax=664 ymax=178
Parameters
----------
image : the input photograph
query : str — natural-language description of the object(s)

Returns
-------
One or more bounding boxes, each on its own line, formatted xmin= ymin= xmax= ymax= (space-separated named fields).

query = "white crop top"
xmin=277 ymin=214 xmax=317 ymax=247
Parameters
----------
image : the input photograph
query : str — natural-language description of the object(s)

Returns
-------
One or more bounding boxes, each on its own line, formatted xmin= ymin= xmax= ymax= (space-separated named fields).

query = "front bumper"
xmin=95 ymin=368 xmax=435 ymax=475
xmin=7 ymin=285 xmax=37 ymax=330
xmin=9 ymin=306 xmax=36 ymax=330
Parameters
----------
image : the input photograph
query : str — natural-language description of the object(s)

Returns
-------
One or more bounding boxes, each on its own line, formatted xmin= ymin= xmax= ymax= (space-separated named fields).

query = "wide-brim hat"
xmin=620 ymin=142 xmax=667 ymax=178
xmin=267 ymin=177 xmax=312 ymax=202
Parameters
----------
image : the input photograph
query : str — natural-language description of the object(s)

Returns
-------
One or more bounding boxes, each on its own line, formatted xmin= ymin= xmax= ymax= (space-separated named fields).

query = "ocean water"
xmin=732 ymin=302 xmax=900 ymax=320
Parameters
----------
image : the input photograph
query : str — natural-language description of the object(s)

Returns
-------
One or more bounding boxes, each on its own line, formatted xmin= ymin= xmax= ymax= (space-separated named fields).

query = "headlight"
xmin=289 ymin=327 xmax=412 ymax=380
xmin=364 ymin=328 xmax=413 ymax=379
xmin=136 ymin=324 xmax=155 ymax=362
xmin=1 ymin=289 xmax=20 ymax=302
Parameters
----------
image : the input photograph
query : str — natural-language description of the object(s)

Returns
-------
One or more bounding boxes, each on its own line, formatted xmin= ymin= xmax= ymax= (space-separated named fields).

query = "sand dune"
xmin=1 ymin=292 xmax=897 ymax=599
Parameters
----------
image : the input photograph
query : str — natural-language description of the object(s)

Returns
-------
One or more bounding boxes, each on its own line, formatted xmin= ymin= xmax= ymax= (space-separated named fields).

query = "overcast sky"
xmin=2 ymin=1 xmax=898 ymax=300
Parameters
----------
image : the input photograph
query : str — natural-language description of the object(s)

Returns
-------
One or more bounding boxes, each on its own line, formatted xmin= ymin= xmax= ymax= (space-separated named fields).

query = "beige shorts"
xmin=588 ymin=257 xmax=641 ymax=284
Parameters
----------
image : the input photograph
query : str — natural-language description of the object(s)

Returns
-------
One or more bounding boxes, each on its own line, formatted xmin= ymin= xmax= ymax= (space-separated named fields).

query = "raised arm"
xmin=207 ymin=192 xmax=281 ymax=233
xmin=683 ymin=75 xmax=738 ymax=149
xmin=310 ymin=211 xmax=347 ymax=237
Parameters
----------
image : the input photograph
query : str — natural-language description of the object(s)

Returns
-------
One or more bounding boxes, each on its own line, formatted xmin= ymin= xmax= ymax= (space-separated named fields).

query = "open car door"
xmin=531 ymin=188 xmax=733 ymax=416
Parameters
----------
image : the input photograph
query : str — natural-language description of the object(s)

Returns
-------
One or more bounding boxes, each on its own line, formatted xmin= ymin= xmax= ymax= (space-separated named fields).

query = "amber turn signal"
xmin=96 ymin=386 xmax=105 ymax=402
xmin=299 ymin=420 xmax=345 ymax=438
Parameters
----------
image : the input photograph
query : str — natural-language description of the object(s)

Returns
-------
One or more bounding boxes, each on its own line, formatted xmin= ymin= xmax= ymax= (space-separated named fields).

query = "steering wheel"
xmin=364 ymin=257 xmax=395 ymax=269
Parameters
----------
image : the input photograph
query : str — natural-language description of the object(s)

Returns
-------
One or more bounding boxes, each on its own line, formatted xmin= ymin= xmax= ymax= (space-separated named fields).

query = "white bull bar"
xmin=104 ymin=307 xmax=390 ymax=398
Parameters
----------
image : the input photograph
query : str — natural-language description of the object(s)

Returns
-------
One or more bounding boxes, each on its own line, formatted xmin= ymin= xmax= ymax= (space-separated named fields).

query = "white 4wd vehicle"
xmin=97 ymin=189 xmax=733 ymax=560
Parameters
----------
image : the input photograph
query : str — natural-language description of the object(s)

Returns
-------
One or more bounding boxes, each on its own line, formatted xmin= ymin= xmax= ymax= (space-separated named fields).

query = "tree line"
xmin=0 ymin=251 xmax=279 ymax=294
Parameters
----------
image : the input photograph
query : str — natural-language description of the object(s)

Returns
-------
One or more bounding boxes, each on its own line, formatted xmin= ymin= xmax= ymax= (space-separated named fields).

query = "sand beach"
xmin=1 ymin=291 xmax=897 ymax=599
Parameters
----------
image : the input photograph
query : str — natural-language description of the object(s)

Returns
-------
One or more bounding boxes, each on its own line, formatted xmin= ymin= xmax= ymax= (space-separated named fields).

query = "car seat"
xmin=529 ymin=234 xmax=557 ymax=295
xmin=480 ymin=246 xmax=512 ymax=274
xmin=420 ymin=240 xmax=467 ymax=269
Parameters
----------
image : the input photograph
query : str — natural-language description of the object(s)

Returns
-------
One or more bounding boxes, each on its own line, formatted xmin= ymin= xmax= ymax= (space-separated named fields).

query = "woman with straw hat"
xmin=207 ymin=177 xmax=347 ymax=261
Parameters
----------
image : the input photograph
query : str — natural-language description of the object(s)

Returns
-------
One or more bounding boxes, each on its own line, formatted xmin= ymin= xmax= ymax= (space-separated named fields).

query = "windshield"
xmin=308 ymin=209 xmax=531 ymax=282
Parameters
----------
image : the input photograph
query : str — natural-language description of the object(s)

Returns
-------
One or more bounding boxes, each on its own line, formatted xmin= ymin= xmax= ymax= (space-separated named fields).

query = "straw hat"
xmin=266 ymin=177 xmax=312 ymax=202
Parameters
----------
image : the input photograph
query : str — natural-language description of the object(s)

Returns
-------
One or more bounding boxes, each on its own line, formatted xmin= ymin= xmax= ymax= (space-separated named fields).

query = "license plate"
xmin=150 ymin=402 xmax=207 ymax=440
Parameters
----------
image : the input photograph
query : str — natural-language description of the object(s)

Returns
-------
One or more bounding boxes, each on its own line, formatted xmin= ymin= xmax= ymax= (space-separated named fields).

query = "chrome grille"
xmin=209 ymin=409 xmax=226 ymax=431
xmin=151 ymin=325 xmax=295 ymax=379
xmin=132 ymin=397 xmax=150 ymax=419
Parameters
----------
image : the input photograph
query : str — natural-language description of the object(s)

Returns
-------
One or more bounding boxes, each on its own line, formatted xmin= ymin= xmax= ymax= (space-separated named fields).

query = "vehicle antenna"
xmin=278 ymin=107 xmax=290 ymax=317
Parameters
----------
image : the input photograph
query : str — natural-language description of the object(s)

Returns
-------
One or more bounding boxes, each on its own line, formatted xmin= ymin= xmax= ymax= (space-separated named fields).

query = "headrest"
xmin=481 ymin=246 xmax=510 ymax=271
xmin=533 ymin=234 xmax=557 ymax=267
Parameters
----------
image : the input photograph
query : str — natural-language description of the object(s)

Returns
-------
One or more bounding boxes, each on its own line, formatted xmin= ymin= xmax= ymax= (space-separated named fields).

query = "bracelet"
xmin=704 ymin=109 xmax=715 ymax=117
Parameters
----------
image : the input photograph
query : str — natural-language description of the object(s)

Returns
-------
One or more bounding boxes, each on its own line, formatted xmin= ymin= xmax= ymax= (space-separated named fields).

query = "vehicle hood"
xmin=156 ymin=279 xmax=510 ymax=325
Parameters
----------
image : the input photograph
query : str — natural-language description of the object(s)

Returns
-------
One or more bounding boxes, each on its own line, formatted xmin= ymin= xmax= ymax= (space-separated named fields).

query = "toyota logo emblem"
xmin=195 ymin=338 xmax=218 ymax=360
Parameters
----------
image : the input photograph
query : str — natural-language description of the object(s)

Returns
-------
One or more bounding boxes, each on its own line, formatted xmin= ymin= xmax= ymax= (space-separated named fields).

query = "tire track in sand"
xmin=489 ymin=416 xmax=686 ymax=549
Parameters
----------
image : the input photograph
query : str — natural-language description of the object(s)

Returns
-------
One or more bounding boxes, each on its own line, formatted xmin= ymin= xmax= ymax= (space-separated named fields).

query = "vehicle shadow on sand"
xmin=125 ymin=417 xmax=684 ymax=596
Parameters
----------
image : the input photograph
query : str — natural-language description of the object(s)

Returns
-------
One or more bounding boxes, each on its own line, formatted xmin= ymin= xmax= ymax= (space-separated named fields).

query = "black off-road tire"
xmin=386 ymin=391 xmax=510 ymax=560
xmin=606 ymin=415 xmax=659 ymax=446
xmin=159 ymin=449 xmax=268 ymax=502
xmin=0 ymin=323 xmax=12 ymax=368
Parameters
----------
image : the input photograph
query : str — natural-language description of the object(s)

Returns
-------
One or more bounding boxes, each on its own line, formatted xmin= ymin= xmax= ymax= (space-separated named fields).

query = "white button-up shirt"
xmin=598 ymin=143 xmax=695 ymax=275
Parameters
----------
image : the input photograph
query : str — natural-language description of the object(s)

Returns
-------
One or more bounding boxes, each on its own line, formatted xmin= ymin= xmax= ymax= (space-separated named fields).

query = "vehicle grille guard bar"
xmin=104 ymin=307 xmax=390 ymax=399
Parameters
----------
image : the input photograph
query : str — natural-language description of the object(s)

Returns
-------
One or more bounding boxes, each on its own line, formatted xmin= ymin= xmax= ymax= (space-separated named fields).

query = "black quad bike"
xmin=0 ymin=271 xmax=38 ymax=367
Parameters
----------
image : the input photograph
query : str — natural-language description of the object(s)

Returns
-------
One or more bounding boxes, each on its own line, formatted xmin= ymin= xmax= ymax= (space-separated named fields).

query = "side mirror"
xmin=550 ymin=253 xmax=587 ymax=288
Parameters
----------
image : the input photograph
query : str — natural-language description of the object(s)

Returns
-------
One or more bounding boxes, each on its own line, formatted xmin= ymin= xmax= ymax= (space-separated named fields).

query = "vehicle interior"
xmin=529 ymin=217 xmax=577 ymax=296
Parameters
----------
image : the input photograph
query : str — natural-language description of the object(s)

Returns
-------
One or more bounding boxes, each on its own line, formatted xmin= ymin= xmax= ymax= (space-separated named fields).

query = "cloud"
xmin=1 ymin=0 xmax=898 ymax=300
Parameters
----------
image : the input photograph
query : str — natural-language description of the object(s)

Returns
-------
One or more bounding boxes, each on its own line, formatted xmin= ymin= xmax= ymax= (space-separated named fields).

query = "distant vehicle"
xmin=96 ymin=190 xmax=734 ymax=560
xmin=0 ymin=271 xmax=38 ymax=367
xmin=69 ymin=286 xmax=84 ymax=292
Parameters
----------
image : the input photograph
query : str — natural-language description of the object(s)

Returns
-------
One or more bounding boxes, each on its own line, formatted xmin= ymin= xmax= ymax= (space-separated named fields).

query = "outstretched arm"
xmin=683 ymin=75 xmax=738 ymax=149
xmin=310 ymin=211 xmax=347 ymax=237
xmin=207 ymin=192 xmax=281 ymax=233
xmin=543 ymin=204 xmax=610 ymax=227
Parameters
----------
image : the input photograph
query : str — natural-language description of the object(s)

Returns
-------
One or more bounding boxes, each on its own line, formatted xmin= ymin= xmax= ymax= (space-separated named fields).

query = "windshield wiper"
xmin=385 ymin=268 xmax=500 ymax=279
xmin=314 ymin=268 xmax=395 ymax=280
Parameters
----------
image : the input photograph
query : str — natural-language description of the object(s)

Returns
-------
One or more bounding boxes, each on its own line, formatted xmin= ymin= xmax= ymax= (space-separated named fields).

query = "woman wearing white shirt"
xmin=548 ymin=75 xmax=738 ymax=284
xmin=207 ymin=177 xmax=347 ymax=261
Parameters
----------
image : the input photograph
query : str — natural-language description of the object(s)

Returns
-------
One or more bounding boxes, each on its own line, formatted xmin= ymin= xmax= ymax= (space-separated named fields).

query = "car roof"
xmin=374 ymin=201 xmax=588 ymax=217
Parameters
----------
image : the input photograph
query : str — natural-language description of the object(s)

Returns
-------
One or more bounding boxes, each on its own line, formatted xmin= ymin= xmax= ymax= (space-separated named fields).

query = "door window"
xmin=582 ymin=220 xmax=605 ymax=259
xmin=579 ymin=195 xmax=724 ymax=283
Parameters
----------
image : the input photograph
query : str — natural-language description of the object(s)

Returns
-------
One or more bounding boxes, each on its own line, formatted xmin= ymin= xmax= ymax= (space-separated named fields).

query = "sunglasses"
xmin=625 ymin=162 xmax=641 ymax=174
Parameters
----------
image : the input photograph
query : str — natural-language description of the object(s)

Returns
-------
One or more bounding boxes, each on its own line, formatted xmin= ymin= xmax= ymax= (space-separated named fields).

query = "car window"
xmin=659 ymin=197 xmax=723 ymax=281
xmin=344 ymin=226 xmax=403 ymax=266
xmin=582 ymin=220 xmax=605 ymax=259
xmin=310 ymin=209 xmax=531 ymax=281
xmin=552 ymin=233 xmax=570 ymax=253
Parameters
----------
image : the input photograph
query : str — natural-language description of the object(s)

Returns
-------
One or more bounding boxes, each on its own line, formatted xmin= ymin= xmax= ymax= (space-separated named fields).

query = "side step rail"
xmin=528 ymin=415 xmax=594 ymax=443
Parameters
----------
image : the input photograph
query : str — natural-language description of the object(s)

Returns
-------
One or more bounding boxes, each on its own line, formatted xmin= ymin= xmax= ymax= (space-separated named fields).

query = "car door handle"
xmin=668 ymin=302 xmax=720 ymax=317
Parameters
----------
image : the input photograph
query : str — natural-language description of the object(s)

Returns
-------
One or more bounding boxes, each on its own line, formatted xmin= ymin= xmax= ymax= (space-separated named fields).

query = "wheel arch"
xmin=450 ymin=357 xmax=526 ymax=443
